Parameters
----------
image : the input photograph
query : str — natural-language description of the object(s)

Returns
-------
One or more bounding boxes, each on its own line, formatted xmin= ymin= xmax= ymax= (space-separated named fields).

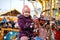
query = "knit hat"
xmin=22 ymin=5 xmax=30 ymax=14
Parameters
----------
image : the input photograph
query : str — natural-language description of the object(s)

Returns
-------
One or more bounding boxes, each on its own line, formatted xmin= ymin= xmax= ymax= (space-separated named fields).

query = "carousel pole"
xmin=49 ymin=0 xmax=55 ymax=40
xmin=49 ymin=0 xmax=52 ymax=40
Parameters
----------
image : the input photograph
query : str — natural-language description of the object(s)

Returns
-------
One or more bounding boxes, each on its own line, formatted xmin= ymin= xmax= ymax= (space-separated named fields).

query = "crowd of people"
xmin=0 ymin=17 xmax=18 ymax=28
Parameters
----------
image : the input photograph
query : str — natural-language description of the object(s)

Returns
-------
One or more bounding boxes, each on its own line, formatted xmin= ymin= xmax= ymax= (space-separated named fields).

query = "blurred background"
xmin=0 ymin=0 xmax=60 ymax=40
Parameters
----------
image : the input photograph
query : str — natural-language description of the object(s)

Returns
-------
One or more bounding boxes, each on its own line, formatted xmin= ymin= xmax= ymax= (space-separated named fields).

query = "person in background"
xmin=39 ymin=17 xmax=49 ymax=40
xmin=6 ymin=17 xmax=11 ymax=24
xmin=6 ymin=17 xmax=12 ymax=27
xmin=9 ymin=20 xmax=15 ymax=28
xmin=14 ymin=20 xmax=19 ymax=28
xmin=39 ymin=24 xmax=49 ymax=40
xmin=2 ymin=17 xmax=7 ymax=23
xmin=18 ymin=5 xmax=34 ymax=40
xmin=1 ymin=17 xmax=7 ymax=27
xmin=33 ymin=15 xmax=43 ymax=40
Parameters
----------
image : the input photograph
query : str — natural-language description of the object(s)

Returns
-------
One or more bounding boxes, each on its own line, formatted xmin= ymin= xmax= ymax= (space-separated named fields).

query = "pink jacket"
xmin=39 ymin=28 xmax=49 ymax=40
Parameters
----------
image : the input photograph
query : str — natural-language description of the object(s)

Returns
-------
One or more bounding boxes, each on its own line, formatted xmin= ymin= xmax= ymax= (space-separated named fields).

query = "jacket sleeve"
xmin=18 ymin=18 xmax=25 ymax=29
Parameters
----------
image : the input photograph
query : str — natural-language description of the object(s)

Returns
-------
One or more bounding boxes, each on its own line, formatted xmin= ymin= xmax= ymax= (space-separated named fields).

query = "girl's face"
xmin=24 ymin=11 xmax=30 ymax=17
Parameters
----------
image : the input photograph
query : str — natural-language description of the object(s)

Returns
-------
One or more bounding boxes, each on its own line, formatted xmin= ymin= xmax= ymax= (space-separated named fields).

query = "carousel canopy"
xmin=0 ymin=9 xmax=21 ymax=16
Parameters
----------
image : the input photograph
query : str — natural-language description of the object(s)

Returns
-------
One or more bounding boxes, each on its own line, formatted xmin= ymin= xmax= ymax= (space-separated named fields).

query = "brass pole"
xmin=49 ymin=0 xmax=52 ymax=40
